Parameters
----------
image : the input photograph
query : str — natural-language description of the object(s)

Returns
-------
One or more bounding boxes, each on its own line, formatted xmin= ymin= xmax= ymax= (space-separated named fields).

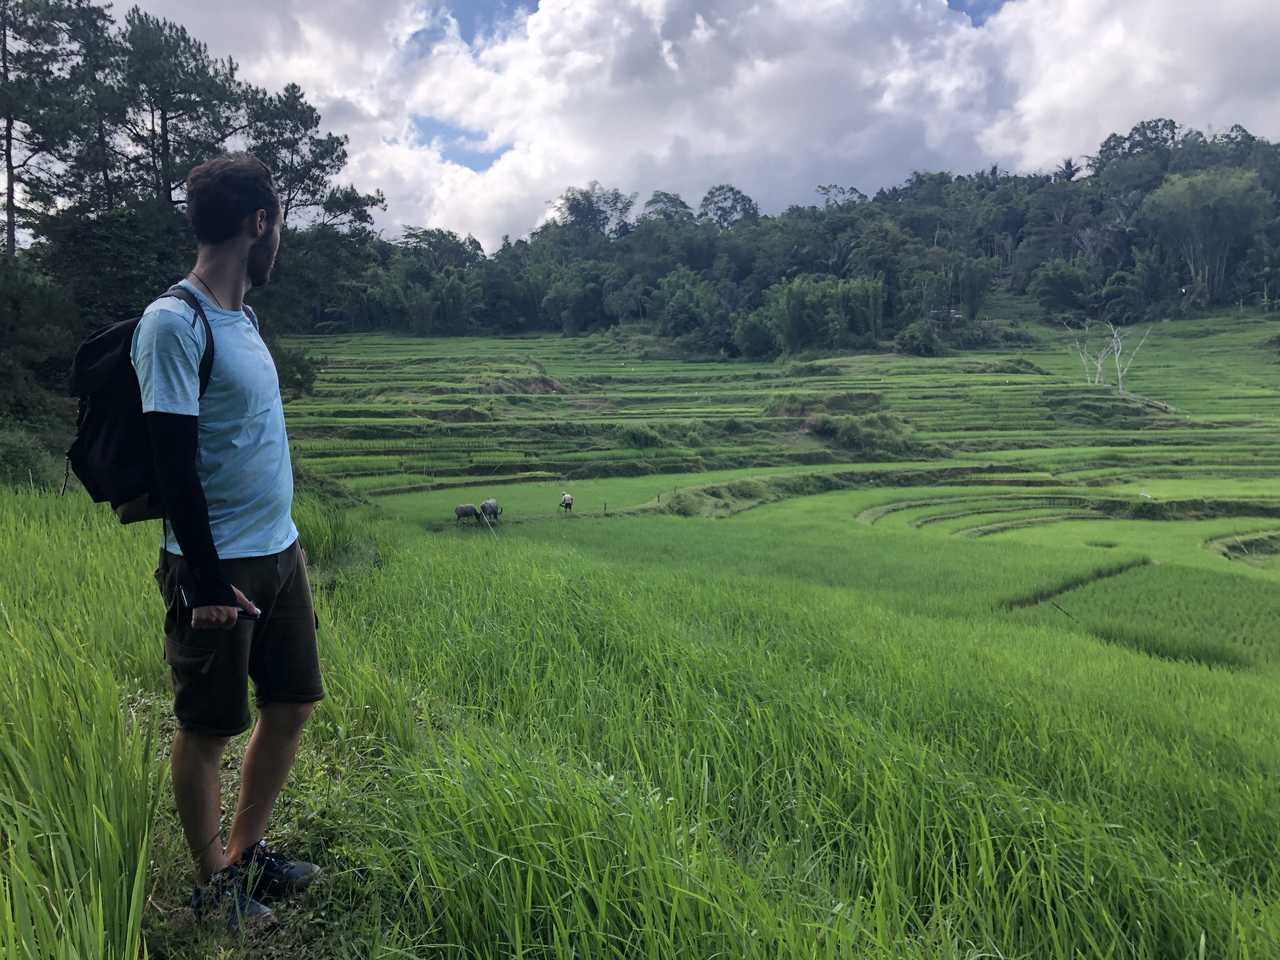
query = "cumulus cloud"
xmin=975 ymin=0 xmax=1280 ymax=170
xmin=132 ymin=0 xmax=1280 ymax=249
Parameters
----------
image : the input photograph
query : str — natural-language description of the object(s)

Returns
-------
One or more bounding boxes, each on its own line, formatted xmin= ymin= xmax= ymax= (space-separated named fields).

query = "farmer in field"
xmin=132 ymin=155 xmax=322 ymax=928
xmin=561 ymin=491 xmax=574 ymax=513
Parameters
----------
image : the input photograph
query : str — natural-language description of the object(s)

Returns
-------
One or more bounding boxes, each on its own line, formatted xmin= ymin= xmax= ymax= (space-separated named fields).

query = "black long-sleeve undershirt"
xmin=144 ymin=411 xmax=236 ymax=608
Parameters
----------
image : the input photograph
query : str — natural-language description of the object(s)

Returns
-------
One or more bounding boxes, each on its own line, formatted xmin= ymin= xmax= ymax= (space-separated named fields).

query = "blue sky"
xmin=946 ymin=0 xmax=1009 ymax=25
xmin=444 ymin=1 xmax=1007 ymax=36
xmin=412 ymin=115 xmax=512 ymax=171
xmin=445 ymin=0 xmax=539 ymax=43
xmin=442 ymin=1 xmax=1006 ymax=38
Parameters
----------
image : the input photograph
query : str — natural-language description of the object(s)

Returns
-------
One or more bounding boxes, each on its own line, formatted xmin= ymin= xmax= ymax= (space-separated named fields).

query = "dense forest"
xmin=4 ymin=0 xmax=1280 ymax=473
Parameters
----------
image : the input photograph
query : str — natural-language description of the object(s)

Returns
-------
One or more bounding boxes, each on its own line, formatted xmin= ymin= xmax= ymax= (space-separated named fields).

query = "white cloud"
xmin=131 ymin=0 xmax=1280 ymax=250
xmin=975 ymin=0 xmax=1280 ymax=170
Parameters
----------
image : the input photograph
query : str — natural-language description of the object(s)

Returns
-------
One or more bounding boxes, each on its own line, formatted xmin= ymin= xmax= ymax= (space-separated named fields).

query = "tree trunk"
xmin=4 ymin=115 xmax=14 ymax=260
xmin=148 ymin=104 xmax=161 ymax=198
xmin=2 ymin=0 xmax=15 ymax=258
xmin=96 ymin=117 xmax=113 ymax=209
xmin=159 ymin=107 xmax=171 ymax=202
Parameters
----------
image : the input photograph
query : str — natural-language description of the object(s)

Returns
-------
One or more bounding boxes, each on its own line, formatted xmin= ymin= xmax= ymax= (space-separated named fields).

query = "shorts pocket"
xmin=164 ymin=637 xmax=218 ymax=676
xmin=155 ymin=558 xmax=188 ymax=630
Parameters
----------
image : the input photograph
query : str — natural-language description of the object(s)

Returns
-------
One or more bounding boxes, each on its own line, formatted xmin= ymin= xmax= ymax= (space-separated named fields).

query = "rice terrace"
xmin=7 ymin=307 xmax=1280 ymax=957
xmin=6 ymin=1 xmax=1280 ymax=957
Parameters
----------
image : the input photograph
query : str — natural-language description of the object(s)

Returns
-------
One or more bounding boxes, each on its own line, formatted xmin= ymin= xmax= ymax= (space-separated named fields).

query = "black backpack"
xmin=66 ymin=285 xmax=214 ymax=523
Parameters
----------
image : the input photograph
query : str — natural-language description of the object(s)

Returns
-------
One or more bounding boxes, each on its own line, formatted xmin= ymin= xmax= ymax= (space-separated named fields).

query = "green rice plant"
xmin=0 ymin=492 xmax=161 ymax=960
xmin=8 ymin=476 xmax=1280 ymax=957
xmin=5 ymin=309 xmax=1280 ymax=957
xmin=310 ymin=528 xmax=1280 ymax=957
xmin=1013 ymin=562 xmax=1280 ymax=668
xmin=295 ymin=493 xmax=360 ymax=568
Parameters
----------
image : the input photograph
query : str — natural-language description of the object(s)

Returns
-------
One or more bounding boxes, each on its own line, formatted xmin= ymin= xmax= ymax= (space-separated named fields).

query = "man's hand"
xmin=192 ymin=585 xmax=261 ymax=630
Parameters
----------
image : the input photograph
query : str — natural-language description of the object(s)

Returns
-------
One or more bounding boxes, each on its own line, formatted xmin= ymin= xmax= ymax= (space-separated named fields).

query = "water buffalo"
xmin=480 ymin=498 xmax=503 ymax=523
xmin=455 ymin=503 xmax=481 ymax=524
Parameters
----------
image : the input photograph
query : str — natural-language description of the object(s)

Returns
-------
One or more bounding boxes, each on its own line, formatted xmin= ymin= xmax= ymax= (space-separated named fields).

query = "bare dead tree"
xmin=1105 ymin=321 xmax=1152 ymax=395
xmin=1065 ymin=320 xmax=1113 ymax=385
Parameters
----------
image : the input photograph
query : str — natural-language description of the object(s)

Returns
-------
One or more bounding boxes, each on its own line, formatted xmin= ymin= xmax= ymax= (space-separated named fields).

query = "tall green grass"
xmin=308 ymin=525 xmax=1280 ymax=957
xmin=0 ymin=491 xmax=160 ymax=959
xmin=5 ymin=479 xmax=1280 ymax=957
xmin=294 ymin=493 xmax=360 ymax=568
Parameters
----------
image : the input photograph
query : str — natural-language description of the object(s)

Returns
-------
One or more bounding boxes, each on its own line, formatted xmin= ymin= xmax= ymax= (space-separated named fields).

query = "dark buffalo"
xmin=480 ymin=498 xmax=503 ymax=523
xmin=455 ymin=503 xmax=481 ymax=524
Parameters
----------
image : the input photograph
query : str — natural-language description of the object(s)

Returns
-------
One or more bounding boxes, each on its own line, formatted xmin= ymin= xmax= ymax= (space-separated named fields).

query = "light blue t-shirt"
xmin=131 ymin=279 xmax=298 ymax=559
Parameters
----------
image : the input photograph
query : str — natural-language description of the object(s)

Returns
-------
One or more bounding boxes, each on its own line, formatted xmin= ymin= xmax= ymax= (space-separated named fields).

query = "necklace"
xmin=189 ymin=271 xmax=226 ymax=310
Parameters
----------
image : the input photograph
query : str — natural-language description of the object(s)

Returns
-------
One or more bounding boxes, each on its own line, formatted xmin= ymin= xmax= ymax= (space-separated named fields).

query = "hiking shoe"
xmin=238 ymin=839 xmax=321 ymax=900
xmin=191 ymin=861 xmax=273 ymax=931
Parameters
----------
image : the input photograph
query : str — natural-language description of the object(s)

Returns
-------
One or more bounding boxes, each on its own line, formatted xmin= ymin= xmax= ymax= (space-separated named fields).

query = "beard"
xmin=247 ymin=232 xmax=278 ymax=287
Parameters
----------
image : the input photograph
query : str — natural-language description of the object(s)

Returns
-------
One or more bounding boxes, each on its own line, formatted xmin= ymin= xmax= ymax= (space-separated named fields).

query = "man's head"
xmin=185 ymin=154 xmax=282 ymax=287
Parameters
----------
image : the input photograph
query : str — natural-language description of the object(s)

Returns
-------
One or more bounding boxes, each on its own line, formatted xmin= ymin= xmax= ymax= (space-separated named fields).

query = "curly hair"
xmin=185 ymin=154 xmax=281 ymax=245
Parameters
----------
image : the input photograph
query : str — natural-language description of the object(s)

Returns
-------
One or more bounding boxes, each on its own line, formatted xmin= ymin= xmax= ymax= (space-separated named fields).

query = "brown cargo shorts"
xmin=153 ymin=539 xmax=325 ymax=737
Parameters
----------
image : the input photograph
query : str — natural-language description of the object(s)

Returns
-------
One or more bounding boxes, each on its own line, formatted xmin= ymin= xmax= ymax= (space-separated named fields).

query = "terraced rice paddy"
xmin=5 ymin=310 xmax=1280 ymax=958
xmin=286 ymin=314 xmax=1279 ymax=518
xmin=285 ymin=314 xmax=1280 ymax=591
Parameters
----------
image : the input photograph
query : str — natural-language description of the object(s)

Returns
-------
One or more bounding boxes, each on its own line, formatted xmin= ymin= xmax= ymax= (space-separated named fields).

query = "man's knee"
xmin=259 ymin=701 xmax=316 ymax=738
xmin=173 ymin=728 xmax=231 ymax=764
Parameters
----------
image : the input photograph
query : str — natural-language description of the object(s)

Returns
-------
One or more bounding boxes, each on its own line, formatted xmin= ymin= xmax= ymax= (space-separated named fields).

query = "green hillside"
xmin=4 ymin=311 xmax=1280 ymax=958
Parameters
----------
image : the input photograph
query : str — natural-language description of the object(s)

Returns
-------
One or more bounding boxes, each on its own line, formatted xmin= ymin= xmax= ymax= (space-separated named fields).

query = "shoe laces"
xmin=245 ymin=839 xmax=291 ymax=872
xmin=194 ymin=861 xmax=252 ymax=915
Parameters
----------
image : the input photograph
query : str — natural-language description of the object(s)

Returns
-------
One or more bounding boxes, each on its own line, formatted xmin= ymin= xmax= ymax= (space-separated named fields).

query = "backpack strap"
xmin=163 ymin=285 xmax=216 ymax=397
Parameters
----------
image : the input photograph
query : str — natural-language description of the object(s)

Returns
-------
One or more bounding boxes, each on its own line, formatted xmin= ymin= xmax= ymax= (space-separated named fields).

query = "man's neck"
xmin=188 ymin=250 xmax=249 ymax=312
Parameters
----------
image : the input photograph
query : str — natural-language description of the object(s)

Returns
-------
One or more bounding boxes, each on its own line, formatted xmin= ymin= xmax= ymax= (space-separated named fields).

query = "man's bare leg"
xmin=171 ymin=730 xmax=231 ymax=884
xmin=224 ymin=702 xmax=315 ymax=863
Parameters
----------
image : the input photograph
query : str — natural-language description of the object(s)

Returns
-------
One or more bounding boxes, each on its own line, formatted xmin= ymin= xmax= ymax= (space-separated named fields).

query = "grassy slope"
xmin=6 ymin=311 xmax=1280 ymax=958
xmin=5 ymin=482 xmax=1280 ymax=957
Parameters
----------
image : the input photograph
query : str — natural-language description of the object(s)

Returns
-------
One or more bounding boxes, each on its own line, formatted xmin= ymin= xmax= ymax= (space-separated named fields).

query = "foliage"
xmin=1139 ymin=169 xmax=1272 ymax=305
xmin=1098 ymin=270 xmax=1145 ymax=325
xmin=746 ymin=274 xmax=887 ymax=354
xmin=808 ymin=411 xmax=929 ymax=458
xmin=0 ymin=424 xmax=61 ymax=485
xmin=650 ymin=266 xmax=727 ymax=339
xmin=698 ymin=182 xmax=760 ymax=229
xmin=0 ymin=257 xmax=80 ymax=397
xmin=894 ymin=320 xmax=941 ymax=356
xmin=264 ymin=330 xmax=318 ymax=397
xmin=35 ymin=199 xmax=192 ymax=323
xmin=1029 ymin=257 xmax=1092 ymax=317
xmin=2 ymin=0 xmax=379 ymax=420
xmin=732 ymin=309 xmax=780 ymax=358
xmin=614 ymin=423 xmax=667 ymax=449
xmin=8 ymin=2 xmax=1280 ymax=374
xmin=541 ymin=260 xmax=609 ymax=334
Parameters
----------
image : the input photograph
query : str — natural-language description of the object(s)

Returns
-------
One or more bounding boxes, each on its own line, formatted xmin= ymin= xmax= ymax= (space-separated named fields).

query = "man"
xmin=132 ymin=154 xmax=323 ymax=928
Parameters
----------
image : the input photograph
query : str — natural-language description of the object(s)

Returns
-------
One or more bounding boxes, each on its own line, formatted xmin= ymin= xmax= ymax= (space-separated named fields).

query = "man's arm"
xmin=145 ymin=412 xmax=237 ymax=608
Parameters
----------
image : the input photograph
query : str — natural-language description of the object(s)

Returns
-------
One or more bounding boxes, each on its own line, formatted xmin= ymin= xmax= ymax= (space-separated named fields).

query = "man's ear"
xmin=253 ymin=208 xmax=269 ymax=238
